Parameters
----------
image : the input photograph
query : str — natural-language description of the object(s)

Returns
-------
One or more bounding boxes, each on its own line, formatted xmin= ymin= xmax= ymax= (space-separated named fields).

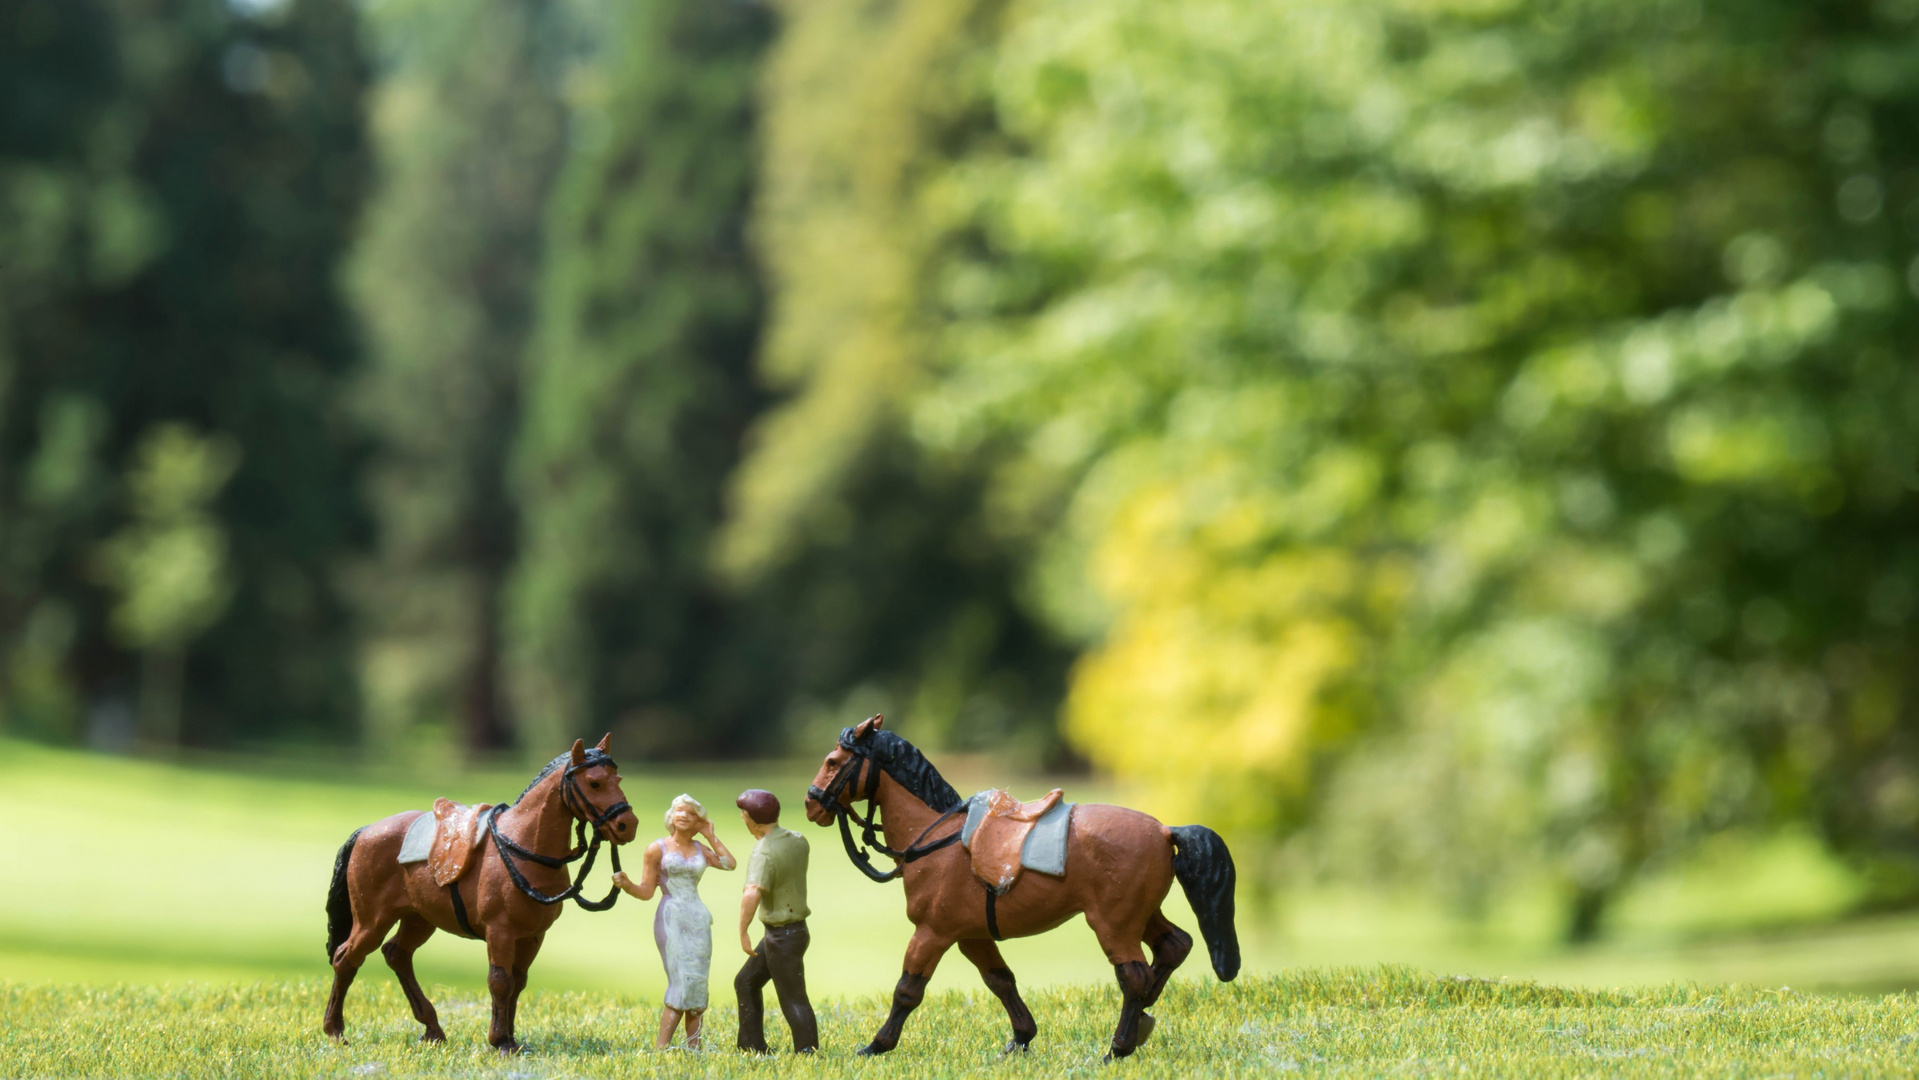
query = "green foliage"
xmin=0 ymin=0 xmax=371 ymax=746
xmin=506 ymin=0 xmax=772 ymax=756
xmin=92 ymin=425 xmax=242 ymax=652
xmin=6 ymin=971 xmax=1919 ymax=1078
xmin=731 ymin=0 xmax=1070 ymax=757
xmin=349 ymin=0 xmax=580 ymax=757
xmin=920 ymin=0 xmax=1919 ymax=933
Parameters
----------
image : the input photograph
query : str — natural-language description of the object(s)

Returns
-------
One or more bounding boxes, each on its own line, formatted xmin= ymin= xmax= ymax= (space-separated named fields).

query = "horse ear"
xmin=594 ymin=732 xmax=611 ymax=753
xmin=570 ymin=739 xmax=586 ymax=767
xmin=854 ymin=713 xmax=884 ymax=738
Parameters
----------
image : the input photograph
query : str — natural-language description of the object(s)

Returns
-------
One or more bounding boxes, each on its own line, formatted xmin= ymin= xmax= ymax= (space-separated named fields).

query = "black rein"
xmin=488 ymin=749 xmax=631 ymax=911
xmin=809 ymin=729 xmax=964 ymax=884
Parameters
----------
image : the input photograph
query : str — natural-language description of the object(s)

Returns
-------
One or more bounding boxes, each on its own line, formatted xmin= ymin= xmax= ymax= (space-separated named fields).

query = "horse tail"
xmin=1170 ymin=824 xmax=1240 ymax=981
xmin=324 ymin=827 xmax=364 ymax=962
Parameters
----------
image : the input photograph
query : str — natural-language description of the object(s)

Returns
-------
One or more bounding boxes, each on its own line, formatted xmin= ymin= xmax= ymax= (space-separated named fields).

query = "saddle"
xmin=396 ymin=798 xmax=494 ymax=887
xmin=960 ymin=788 xmax=1070 ymax=894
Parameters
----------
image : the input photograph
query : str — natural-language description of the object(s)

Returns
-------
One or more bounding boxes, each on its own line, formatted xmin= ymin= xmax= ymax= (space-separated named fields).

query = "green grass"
xmin=0 ymin=737 xmax=1162 ymax=995
xmin=11 ymin=738 xmax=1919 ymax=1074
xmin=6 ymin=968 xmax=1917 ymax=1078
xmin=12 ymin=735 xmax=1919 ymax=998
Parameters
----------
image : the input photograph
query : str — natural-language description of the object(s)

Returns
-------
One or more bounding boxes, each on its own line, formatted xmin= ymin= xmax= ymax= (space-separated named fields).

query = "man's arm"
xmin=738 ymin=884 xmax=762 ymax=956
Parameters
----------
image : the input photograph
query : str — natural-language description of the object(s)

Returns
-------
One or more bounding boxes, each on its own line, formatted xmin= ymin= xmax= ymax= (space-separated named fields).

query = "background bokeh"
xmin=8 ymin=0 xmax=1919 ymax=994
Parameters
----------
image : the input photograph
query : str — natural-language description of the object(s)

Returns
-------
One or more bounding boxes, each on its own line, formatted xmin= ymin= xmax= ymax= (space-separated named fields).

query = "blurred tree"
xmin=349 ymin=0 xmax=581 ymax=758
xmin=506 ymin=0 xmax=772 ymax=756
xmin=92 ymin=425 xmax=241 ymax=746
xmin=720 ymin=0 xmax=1071 ymax=758
xmin=0 ymin=0 xmax=370 ymax=747
xmin=0 ymin=0 xmax=126 ymax=740
xmin=926 ymin=0 xmax=1919 ymax=937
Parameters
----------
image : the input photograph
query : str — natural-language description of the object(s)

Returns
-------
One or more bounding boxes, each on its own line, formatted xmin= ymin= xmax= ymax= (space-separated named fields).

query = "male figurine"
xmin=733 ymin=789 xmax=818 ymax=1054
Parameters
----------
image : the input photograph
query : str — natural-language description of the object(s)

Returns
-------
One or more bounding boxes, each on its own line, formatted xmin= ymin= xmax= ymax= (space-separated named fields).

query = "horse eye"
xmin=591 ymin=781 xmax=601 ymax=789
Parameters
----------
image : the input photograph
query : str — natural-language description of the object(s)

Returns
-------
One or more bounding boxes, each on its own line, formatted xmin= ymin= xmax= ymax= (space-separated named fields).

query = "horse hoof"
xmin=857 ymin=1042 xmax=889 ymax=1057
xmin=1136 ymin=1014 xmax=1156 ymax=1045
xmin=494 ymin=1041 xmax=522 ymax=1055
xmin=420 ymin=1030 xmax=445 ymax=1044
xmin=1001 ymin=1039 xmax=1031 ymax=1055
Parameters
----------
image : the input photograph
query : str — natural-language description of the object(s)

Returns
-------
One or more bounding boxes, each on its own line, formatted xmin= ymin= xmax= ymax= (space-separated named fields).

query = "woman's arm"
xmin=613 ymin=840 xmax=664 ymax=900
xmin=699 ymin=821 xmax=737 ymax=871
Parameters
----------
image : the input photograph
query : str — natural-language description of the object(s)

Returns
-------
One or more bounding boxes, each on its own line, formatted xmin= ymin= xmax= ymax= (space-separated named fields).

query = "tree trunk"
xmin=1565 ymin=885 xmax=1609 ymax=945
xmin=139 ymin=644 xmax=185 ymax=749
xmin=461 ymin=584 xmax=513 ymax=755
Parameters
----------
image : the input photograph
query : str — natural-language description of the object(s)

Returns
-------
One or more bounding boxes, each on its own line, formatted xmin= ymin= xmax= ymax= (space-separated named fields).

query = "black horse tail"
xmin=1170 ymin=824 xmax=1240 ymax=981
xmin=324 ymin=827 xmax=364 ymax=963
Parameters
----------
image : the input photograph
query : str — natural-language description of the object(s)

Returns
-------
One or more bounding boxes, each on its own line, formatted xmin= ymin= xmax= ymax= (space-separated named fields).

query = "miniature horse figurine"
xmin=805 ymin=715 xmax=1239 ymax=1061
xmin=321 ymin=735 xmax=640 ymax=1051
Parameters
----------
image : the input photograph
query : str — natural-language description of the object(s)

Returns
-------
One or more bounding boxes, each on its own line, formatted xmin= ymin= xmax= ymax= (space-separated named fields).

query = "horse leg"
xmin=957 ymin=938 xmax=1037 ymax=1053
xmin=1090 ymin=915 xmax=1155 ymax=1061
xmin=382 ymin=915 xmax=446 ymax=1043
xmin=506 ymin=933 xmax=542 ymax=1048
xmin=486 ymin=935 xmax=523 ymax=1053
xmin=857 ymin=926 xmax=953 ymax=1056
xmin=322 ymin=911 xmax=396 ymax=1041
xmin=1142 ymin=909 xmax=1193 ymax=1008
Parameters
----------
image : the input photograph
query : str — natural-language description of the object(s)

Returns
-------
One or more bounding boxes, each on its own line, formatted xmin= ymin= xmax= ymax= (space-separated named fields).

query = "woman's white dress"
xmin=653 ymin=844 xmax=712 ymax=1011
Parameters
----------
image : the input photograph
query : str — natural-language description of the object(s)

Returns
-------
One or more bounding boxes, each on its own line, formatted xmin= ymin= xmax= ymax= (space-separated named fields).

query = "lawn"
xmin=0 ymin=737 xmax=1190 ymax=997
xmin=11 ymin=738 xmax=1919 ymax=1076
xmin=10 ymin=735 xmax=1919 ymax=1000
xmin=6 ymin=967 xmax=1916 ymax=1078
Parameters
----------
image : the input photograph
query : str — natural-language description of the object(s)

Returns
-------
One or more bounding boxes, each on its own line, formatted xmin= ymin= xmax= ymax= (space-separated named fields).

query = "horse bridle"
xmin=808 ymin=727 xmax=964 ymax=883
xmin=487 ymin=748 xmax=632 ymax=911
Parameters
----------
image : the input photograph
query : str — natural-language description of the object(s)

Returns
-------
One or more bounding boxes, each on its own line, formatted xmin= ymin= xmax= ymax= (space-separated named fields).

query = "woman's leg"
xmin=657 ymin=1006 xmax=682 ymax=1047
xmin=683 ymin=1007 xmax=704 ymax=1049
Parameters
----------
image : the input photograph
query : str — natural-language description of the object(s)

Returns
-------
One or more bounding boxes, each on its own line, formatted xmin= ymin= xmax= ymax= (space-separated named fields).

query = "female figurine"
xmin=612 ymin=793 xmax=736 ymax=1048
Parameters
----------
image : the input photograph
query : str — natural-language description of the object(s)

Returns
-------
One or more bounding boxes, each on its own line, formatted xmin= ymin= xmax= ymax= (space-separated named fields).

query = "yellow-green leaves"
xmin=92 ymin=425 xmax=240 ymax=652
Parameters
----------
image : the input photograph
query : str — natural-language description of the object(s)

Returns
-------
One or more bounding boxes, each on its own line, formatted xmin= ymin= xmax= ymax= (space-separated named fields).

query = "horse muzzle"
xmin=588 ymin=802 xmax=638 ymax=845
xmin=803 ymin=796 xmax=834 ymax=827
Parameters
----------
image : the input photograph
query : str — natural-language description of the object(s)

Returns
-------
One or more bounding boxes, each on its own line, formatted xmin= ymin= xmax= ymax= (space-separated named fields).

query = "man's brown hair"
xmin=737 ymin=789 xmax=780 ymax=825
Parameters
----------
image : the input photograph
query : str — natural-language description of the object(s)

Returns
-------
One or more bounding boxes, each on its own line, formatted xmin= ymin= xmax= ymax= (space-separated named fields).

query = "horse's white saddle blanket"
xmin=397 ymin=798 xmax=493 ymax=886
xmin=960 ymin=788 xmax=1073 ymax=892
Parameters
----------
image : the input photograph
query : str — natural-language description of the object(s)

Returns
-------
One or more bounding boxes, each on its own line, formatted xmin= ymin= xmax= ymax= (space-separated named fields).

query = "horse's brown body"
xmin=321 ymin=737 xmax=639 ymax=1051
xmin=805 ymin=716 xmax=1238 ymax=1060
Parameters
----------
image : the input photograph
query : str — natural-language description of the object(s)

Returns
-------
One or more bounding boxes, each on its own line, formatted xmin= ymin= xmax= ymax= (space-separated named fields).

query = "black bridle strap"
xmin=814 ymin=737 xmax=965 ymax=883
xmin=488 ymin=751 xmax=630 ymax=910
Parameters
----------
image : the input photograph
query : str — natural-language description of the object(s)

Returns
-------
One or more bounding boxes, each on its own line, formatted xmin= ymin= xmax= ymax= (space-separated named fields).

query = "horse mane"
xmin=860 ymin=730 xmax=964 ymax=813
xmin=517 ymin=754 xmax=571 ymax=805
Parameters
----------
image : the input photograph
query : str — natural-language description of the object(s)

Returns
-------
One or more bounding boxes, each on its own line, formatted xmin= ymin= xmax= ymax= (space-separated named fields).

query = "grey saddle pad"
xmin=397 ymin=812 xmax=435 ymax=864
xmin=959 ymin=792 xmax=1074 ymax=878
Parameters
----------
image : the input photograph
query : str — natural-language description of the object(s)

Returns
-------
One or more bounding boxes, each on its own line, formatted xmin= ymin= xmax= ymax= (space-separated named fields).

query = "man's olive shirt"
xmin=746 ymin=824 xmax=810 ymax=926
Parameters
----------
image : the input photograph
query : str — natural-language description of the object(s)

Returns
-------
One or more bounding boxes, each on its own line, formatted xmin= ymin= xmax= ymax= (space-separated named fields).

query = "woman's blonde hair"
xmin=665 ymin=793 xmax=707 ymax=830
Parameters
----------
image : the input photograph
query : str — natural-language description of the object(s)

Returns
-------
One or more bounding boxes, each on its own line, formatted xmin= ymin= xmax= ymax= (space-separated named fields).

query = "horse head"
xmin=804 ymin=714 xmax=885 ymax=826
xmin=561 ymin=733 xmax=641 ymax=845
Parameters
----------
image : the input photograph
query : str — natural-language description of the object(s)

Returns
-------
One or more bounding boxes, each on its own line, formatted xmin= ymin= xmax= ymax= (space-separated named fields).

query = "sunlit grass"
xmin=0 ymin=737 xmax=1162 ymax=996
xmin=6 ymin=968 xmax=1917 ymax=1078
xmin=7 ymin=736 xmax=1919 ymax=998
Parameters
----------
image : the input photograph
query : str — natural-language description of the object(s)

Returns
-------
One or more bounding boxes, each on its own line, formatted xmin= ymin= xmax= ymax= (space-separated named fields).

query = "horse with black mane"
xmin=321 ymin=735 xmax=640 ymax=1051
xmin=804 ymin=714 xmax=1239 ymax=1060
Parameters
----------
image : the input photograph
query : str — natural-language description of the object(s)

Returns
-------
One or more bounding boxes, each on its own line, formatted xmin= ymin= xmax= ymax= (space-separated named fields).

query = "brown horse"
xmin=804 ymin=715 xmax=1239 ymax=1060
xmin=321 ymin=735 xmax=640 ymax=1051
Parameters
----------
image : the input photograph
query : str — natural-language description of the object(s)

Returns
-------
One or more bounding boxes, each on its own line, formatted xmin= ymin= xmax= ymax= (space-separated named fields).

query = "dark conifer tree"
xmin=0 ymin=0 xmax=371 ymax=746
xmin=508 ymin=0 xmax=772 ymax=755
xmin=349 ymin=0 xmax=576 ymax=756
